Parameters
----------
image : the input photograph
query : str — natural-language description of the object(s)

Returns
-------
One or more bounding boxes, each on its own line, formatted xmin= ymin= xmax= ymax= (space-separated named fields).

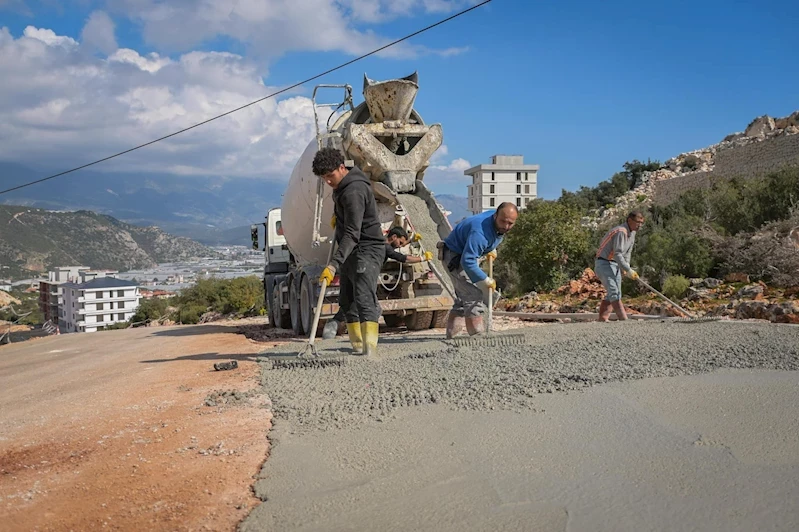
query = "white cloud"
xmin=339 ymin=0 xmax=482 ymax=23
xmin=433 ymin=157 xmax=471 ymax=173
xmin=80 ymin=10 xmax=118 ymax=55
xmin=23 ymin=26 xmax=78 ymax=48
xmin=104 ymin=0 xmax=471 ymax=59
xmin=0 ymin=26 xmax=321 ymax=180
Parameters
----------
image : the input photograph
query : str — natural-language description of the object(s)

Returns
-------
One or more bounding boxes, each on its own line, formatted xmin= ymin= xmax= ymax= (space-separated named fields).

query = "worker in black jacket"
xmin=322 ymin=226 xmax=434 ymax=340
xmin=313 ymin=147 xmax=385 ymax=357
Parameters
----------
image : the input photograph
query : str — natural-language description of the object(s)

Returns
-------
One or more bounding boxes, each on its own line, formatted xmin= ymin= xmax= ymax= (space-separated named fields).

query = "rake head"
xmin=267 ymin=353 xmax=348 ymax=370
xmin=449 ymin=332 xmax=528 ymax=348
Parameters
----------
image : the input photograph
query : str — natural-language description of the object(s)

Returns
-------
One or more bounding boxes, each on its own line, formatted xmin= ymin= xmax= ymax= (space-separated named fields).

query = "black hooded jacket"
xmin=330 ymin=166 xmax=384 ymax=270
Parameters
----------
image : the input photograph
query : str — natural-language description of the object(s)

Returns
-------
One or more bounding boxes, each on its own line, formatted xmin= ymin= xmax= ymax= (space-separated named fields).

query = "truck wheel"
xmin=289 ymin=282 xmax=304 ymax=335
xmin=271 ymin=285 xmax=286 ymax=329
xmin=431 ymin=310 xmax=449 ymax=329
xmin=383 ymin=314 xmax=403 ymax=328
xmin=405 ymin=310 xmax=433 ymax=330
xmin=300 ymin=275 xmax=315 ymax=337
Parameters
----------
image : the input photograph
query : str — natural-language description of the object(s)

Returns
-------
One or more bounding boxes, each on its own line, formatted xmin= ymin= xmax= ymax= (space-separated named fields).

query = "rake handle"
xmin=308 ymin=241 xmax=337 ymax=346
xmin=487 ymin=254 xmax=494 ymax=333
xmin=636 ymin=277 xmax=695 ymax=319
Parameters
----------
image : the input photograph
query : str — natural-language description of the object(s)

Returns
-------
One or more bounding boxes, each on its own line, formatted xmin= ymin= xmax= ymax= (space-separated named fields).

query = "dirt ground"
xmin=0 ymin=315 xmax=540 ymax=531
xmin=0 ymin=319 xmax=287 ymax=532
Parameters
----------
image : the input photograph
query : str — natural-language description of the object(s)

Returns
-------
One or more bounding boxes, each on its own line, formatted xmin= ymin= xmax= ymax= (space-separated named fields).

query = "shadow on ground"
xmin=147 ymin=324 xmax=244 ymax=337
xmin=140 ymin=352 xmax=261 ymax=365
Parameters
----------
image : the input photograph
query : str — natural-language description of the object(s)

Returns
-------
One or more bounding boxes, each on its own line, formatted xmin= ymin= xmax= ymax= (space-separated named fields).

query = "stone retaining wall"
xmin=654 ymin=133 xmax=799 ymax=206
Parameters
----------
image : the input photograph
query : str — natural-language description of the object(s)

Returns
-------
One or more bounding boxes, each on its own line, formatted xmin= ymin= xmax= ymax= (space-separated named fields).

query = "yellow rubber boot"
xmin=346 ymin=322 xmax=364 ymax=355
xmin=360 ymin=321 xmax=379 ymax=357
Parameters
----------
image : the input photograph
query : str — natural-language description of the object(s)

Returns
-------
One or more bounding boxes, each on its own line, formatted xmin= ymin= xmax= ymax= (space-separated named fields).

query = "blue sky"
xmin=1 ymin=0 xmax=798 ymax=200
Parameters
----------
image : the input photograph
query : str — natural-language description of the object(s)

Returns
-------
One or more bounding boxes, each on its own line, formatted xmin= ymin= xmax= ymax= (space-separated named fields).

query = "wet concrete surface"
xmin=244 ymin=320 xmax=799 ymax=531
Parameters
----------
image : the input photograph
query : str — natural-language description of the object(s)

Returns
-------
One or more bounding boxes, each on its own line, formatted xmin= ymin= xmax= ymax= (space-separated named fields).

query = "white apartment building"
xmin=39 ymin=266 xmax=91 ymax=327
xmin=466 ymin=155 xmax=539 ymax=215
xmin=61 ymin=277 xmax=141 ymax=333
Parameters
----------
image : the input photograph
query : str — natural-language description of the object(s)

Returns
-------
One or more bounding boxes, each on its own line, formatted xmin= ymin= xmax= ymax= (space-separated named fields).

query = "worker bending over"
xmin=313 ymin=147 xmax=385 ymax=357
xmin=322 ymin=226 xmax=434 ymax=340
xmin=594 ymin=210 xmax=644 ymax=321
xmin=438 ymin=202 xmax=518 ymax=338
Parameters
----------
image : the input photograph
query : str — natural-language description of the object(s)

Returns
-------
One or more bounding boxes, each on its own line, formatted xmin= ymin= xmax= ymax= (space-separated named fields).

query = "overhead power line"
xmin=0 ymin=0 xmax=493 ymax=196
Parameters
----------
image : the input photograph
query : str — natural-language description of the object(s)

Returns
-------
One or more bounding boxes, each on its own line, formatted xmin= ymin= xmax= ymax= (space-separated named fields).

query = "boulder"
xmin=744 ymin=115 xmax=776 ymax=139
xmin=737 ymin=284 xmax=765 ymax=298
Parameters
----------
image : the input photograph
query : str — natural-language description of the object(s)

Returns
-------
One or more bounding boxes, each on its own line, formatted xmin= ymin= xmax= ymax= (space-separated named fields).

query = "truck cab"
xmin=263 ymin=208 xmax=290 ymax=274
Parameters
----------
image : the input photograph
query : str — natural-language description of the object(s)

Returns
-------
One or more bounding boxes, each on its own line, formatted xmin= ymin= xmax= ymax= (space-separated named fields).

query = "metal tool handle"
xmin=487 ymin=254 xmax=494 ymax=333
xmin=308 ymin=241 xmax=337 ymax=346
xmin=637 ymin=277 xmax=695 ymax=319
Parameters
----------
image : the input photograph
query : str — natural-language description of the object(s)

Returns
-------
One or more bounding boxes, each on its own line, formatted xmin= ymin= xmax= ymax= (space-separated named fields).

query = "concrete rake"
xmin=449 ymin=255 xmax=527 ymax=348
xmin=636 ymin=278 xmax=722 ymax=323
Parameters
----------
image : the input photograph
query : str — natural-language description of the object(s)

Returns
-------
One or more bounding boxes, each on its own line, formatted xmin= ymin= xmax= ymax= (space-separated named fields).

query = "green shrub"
xmin=662 ymin=275 xmax=691 ymax=300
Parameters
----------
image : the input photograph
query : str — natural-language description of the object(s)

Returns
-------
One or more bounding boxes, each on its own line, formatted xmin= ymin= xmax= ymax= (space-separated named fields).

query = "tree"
xmin=497 ymin=200 xmax=591 ymax=293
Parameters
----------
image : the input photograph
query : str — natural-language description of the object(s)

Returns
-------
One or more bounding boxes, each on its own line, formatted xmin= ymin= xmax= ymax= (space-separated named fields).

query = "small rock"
xmin=701 ymin=278 xmax=723 ymax=288
xmin=737 ymin=284 xmax=764 ymax=298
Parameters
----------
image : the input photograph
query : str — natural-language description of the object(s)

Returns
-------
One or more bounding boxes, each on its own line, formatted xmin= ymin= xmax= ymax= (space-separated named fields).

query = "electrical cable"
xmin=0 ymin=0 xmax=493 ymax=196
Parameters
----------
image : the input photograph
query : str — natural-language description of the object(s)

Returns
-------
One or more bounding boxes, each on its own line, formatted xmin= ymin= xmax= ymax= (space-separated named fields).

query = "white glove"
xmin=476 ymin=277 xmax=496 ymax=294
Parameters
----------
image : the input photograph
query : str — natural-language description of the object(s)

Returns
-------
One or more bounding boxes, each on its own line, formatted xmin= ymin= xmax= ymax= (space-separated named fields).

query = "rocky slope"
xmin=0 ymin=205 xmax=219 ymax=280
xmin=583 ymin=111 xmax=799 ymax=230
xmin=498 ymin=268 xmax=799 ymax=324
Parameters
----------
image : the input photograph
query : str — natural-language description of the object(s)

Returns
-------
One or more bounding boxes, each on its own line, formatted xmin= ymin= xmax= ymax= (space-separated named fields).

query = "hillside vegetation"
xmin=0 ymin=205 xmax=219 ymax=280
xmin=495 ymin=164 xmax=799 ymax=296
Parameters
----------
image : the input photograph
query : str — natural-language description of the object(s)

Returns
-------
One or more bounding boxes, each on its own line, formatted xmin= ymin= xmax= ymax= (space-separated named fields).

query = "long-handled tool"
xmin=267 ymin=242 xmax=349 ymax=369
xmin=450 ymin=253 xmax=527 ymax=348
xmin=636 ymin=277 xmax=721 ymax=323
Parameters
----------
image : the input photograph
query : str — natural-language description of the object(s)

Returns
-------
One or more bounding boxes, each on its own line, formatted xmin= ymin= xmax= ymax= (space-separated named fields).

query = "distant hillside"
xmin=0 ymin=205 xmax=219 ymax=280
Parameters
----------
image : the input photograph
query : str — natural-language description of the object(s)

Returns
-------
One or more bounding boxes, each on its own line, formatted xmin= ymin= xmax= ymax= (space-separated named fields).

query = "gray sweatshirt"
xmin=595 ymin=222 xmax=636 ymax=274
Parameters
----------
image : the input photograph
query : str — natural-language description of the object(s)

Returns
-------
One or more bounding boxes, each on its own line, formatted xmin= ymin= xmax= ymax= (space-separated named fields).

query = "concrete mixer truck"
xmin=251 ymin=72 xmax=456 ymax=337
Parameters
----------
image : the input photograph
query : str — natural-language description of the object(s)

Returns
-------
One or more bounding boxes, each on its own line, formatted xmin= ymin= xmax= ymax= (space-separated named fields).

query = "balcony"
xmin=77 ymin=295 xmax=138 ymax=304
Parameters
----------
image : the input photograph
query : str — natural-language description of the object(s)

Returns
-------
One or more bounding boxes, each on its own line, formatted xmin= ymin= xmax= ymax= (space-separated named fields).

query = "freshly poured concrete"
xmin=243 ymin=321 xmax=799 ymax=531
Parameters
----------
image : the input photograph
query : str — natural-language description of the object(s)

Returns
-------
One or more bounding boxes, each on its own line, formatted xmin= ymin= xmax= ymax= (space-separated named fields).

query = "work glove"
xmin=412 ymin=232 xmax=422 ymax=242
xmin=476 ymin=277 xmax=498 ymax=307
xmin=476 ymin=277 xmax=496 ymax=293
xmin=423 ymin=251 xmax=433 ymax=262
xmin=486 ymin=249 xmax=497 ymax=261
xmin=319 ymin=266 xmax=335 ymax=285
xmin=628 ymin=270 xmax=640 ymax=280
xmin=330 ymin=215 xmax=336 ymax=229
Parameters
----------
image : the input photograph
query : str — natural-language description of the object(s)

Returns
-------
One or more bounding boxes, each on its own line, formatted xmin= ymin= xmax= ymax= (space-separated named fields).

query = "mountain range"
xmin=0 ymin=204 xmax=217 ymax=281
xmin=0 ymin=162 xmax=470 ymax=246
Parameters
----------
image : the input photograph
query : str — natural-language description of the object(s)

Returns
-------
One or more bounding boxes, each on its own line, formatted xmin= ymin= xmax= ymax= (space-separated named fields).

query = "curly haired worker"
xmin=312 ymin=147 xmax=385 ymax=357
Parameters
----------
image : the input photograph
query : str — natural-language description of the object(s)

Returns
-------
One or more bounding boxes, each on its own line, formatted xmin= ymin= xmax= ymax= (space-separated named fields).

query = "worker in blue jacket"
xmin=438 ymin=202 xmax=518 ymax=338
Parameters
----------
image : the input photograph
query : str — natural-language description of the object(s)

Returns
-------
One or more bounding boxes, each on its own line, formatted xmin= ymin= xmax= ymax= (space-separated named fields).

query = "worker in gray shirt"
xmin=594 ymin=210 xmax=644 ymax=321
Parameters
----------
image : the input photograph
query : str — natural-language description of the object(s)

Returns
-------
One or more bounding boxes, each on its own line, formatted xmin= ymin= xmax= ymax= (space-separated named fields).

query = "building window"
xmin=118 ymin=313 xmax=126 ymax=321
xmin=96 ymin=291 xmax=103 ymax=299
xmin=97 ymin=314 xmax=104 ymax=322
xmin=490 ymin=172 xmax=495 ymax=181
xmin=516 ymin=172 xmax=522 ymax=181
xmin=525 ymin=172 xmax=529 ymax=181
xmin=97 ymin=303 xmax=104 ymax=310
xmin=516 ymin=184 xmax=521 ymax=194
xmin=490 ymin=198 xmax=495 ymax=207
xmin=525 ymin=185 xmax=530 ymax=194
xmin=490 ymin=184 xmax=495 ymax=194
xmin=516 ymin=197 xmax=521 ymax=207
xmin=118 ymin=290 xmax=124 ymax=297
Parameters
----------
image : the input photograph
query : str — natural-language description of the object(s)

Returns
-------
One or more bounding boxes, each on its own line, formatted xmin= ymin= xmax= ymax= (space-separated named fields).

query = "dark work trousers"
xmin=337 ymin=244 xmax=385 ymax=323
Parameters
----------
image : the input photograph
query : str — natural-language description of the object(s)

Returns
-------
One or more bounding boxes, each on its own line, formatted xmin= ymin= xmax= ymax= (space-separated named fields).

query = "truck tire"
xmin=289 ymin=281 xmax=304 ymax=335
xmin=300 ymin=275 xmax=315 ymax=337
xmin=383 ymin=314 xmax=404 ymax=328
xmin=271 ymin=284 xmax=290 ymax=329
xmin=431 ymin=310 xmax=449 ymax=329
xmin=405 ymin=310 xmax=433 ymax=330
